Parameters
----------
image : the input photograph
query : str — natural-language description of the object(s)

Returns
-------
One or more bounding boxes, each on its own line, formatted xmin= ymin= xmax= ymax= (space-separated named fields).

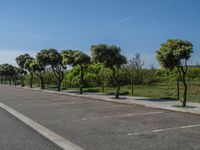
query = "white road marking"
xmin=63 ymin=101 xmax=99 ymax=105
xmin=43 ymin=100 xmax=97 ymax=106
xmin=0 ymin=102 xmax=84 ymax=150
xmin=95 ymin=105 xmax=131 ymax=109
xmin=128 ymin=124 xmax=200 ymax=136
xmin=81 ymin=111 xmax=163 ymax=121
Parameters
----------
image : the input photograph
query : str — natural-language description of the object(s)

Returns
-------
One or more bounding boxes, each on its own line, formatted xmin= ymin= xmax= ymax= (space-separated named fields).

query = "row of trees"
xmin=0 ymin=63 xmax=26 ymax=86
xmin=0 ymin=45 xmax=127 ymax=98
xmin=0 ymin=39 xmax=194 ymax=106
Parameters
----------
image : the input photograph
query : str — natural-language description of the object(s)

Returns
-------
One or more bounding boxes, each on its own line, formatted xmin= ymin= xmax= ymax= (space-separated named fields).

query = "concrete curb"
xmin=0 ymin=102 xmax=84 ymax=150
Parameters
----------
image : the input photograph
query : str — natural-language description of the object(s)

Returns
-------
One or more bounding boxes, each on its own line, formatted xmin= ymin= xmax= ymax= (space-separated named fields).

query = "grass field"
xmin=43 ymin=81 xmax=200 ymax=103
xmin=81 ymin=81 xmax=200 ymax=103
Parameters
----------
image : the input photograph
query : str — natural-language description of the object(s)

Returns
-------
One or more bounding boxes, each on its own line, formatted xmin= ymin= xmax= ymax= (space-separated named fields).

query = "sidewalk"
xmin=23 ymin=87 xmax=200 ymax=115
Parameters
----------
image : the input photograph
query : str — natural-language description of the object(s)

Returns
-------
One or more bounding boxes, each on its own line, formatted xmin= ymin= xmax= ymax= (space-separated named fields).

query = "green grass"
xmin=84 ymin=81 xmax=200 ymax=103
xmin=32 ymin=81 xmax=200 ymax=103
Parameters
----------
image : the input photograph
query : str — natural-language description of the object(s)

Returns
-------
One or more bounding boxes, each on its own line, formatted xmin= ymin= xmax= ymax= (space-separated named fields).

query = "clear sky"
xmin=0 ymin=0 xmax=200 ymax=67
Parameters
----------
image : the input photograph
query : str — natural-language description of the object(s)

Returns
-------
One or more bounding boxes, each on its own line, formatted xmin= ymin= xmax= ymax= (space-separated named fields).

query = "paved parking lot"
xmin=1 ymin=85 xmax=200 ymax=150
xmin=0 ymin=108 xmax=57 ymax=150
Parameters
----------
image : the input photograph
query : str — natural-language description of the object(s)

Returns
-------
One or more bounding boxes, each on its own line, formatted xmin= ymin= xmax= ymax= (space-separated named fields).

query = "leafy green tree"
xmin=0 ymin=64 xmax=17 ymax=85
xmin=16 ymin=54 xmax=32 ymax=87
xmin=73 ymin=51 xmax=91 ymax=94
xmin=0 ymin=64 xmax=4 ymax=84
xmin=30 ymin=59 xmax=46 ymax=89
xmin=24 ymin=57 xmax=34 ymax=88
xmin=97 ymin=66 xmax=113 ymax=91
xmin=37 ymin=49 xmax=66 ymax=91
xmin=91 ymin=44 xmax=127 ymax=99
xmin=156 ymin=39 xmax=193 ymax=107
xmin=0 ymin=64 xmax=9 ymax=84
xmin=62 ymin=50 xmax=91 ymax=94
xmin=15 ymin=67 xmax=27 ymax=86
xmin=87 ymin=64 xmax=102 ymax=87
xmin=65 ymin=64 xmax=102 ymax=88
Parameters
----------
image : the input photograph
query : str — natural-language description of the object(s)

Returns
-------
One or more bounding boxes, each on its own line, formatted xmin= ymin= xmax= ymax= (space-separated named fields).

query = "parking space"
xmin=1 ymin=85 xmax=200 ymax=150
xmin=0 ymin=108 xmax=57 ymax=150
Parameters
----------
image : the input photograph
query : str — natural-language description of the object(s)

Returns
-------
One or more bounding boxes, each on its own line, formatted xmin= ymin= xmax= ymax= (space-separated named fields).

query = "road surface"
xmin=0 ymin=85 xmax=200 ymax=150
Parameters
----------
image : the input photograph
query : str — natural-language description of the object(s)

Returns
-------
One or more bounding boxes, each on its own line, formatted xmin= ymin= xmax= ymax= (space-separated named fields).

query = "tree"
xmin=73 ymin=51 xmax=91 ymax=94
xmin=0 ymin=64 xmax=8 ymax=84
xmin=15 ymin=67 xmax=27 ymax=86
xmin=24 ymin=57 xmax=35 ymax=88
xmin=156 ymin=39 xmax=193 ymax=107
xmin=65 ymin=64 xmax=102 ymax=88
xmin=62 ymin=50 xmax=91 ymax=94
xmin=37 ymin=49 xmax=66 ymax=91
xmin=0 ymin=64 xmax=17 ymax=85
xmin=16 ymin=54 xmax=32 ymax=87
xmin=0 ymin=64 xmax=5 ymax=84
xmin=91 ymin=44 xmax=127 ymax=99
xmin=30 ymin=59 xmax=46 ymax=89
xmin=129 ymin=53 xmax=144 ymax=95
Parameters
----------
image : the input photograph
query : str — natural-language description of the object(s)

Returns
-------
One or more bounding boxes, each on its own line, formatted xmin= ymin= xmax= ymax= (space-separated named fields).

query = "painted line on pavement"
xmin=43 ymin=100 xmax=98 ymax=106
xmin=128 ymin=124 xmax=200 ymax=136
xmin=0 ymin=102 xmax=84 ymax=150
xmin=81 ymin=111 xmax=163 ymax=121
xmin=63 ymin=101 xmax=99 ymax=105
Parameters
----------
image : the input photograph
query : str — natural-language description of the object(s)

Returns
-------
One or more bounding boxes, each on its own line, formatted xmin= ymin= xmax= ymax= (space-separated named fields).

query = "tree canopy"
xmin=16 ymin=54 xmax=32 ymax=70
xmin=156 ymin=39 xmax=193 ymax=69
xmin=91 ymin=44 xmax=126 ymax=69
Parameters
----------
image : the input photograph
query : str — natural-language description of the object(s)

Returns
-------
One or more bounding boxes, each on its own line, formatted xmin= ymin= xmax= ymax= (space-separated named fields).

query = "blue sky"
xmin=0 ymin=0 xmax=200 ymax=67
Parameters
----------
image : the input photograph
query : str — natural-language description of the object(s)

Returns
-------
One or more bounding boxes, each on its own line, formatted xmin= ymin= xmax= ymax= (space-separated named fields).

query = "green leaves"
xmin=156 ymin=39 xmax=193 ymax=69
xmin=90 ymin=44 xmax=127 ymax=69
xmin=61 ymin=50 xmax=91 ymax=67
xmin=36 ymin=48 xmax=62 ymax=67
xmin=0 ymin=64 xmax=20 ymax=77
xmin=29 ymin=59 xmax=45 ymax=73
xmin=16 ymin=54 xmax=33 ymax=70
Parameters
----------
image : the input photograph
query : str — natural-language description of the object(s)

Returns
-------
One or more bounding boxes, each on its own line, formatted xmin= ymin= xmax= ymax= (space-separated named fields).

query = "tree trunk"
xmin=30 ymin=73 xmax=33 ymax=88
xmin=177 ymin=66 xmax=188 ymax=107
xmin=0 ymin=76 xmax=3 ymax=84
xmin=131 ymin=75 xmax=134 ymax=95
xmin=80 ymin=66 xmax=84 ymax=94
xmin=102 ymin=82 xmax=105 ymax=93
xmin=36 ymin=73 xmax=45 ymax=89
xmin=14 ymin=80 xmax=17 ymax=86
xmin=102 ymin=69 xmax=105 ymax=92
xmin=112 ymin=68 xmax=121 ymax=99
xmin=40 ymin=77 xmax=45 ymax=89
xmin=9 ymin=78 xmax=11 ymax=85
xmin=177 ymin=77 xmax=179 ymax=100
xmin=57 ymin=80 xmax=61 ymax=91
xmin=115 ymin=82 xmax=120 ymax=99
xmin=182 ymin=79 xmax=187 ymax=107
xmin=21 ymin=79 xmax=24 ymax=87
xmin=4 ymin=78 xmax=7 ymax=84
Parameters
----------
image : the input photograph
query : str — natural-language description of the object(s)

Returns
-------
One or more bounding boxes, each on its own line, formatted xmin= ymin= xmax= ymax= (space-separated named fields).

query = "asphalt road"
xmin=0 ymin=108 xmax=58 ymax=150
xmin=1 ymin=85 xmax=200 ymax=150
